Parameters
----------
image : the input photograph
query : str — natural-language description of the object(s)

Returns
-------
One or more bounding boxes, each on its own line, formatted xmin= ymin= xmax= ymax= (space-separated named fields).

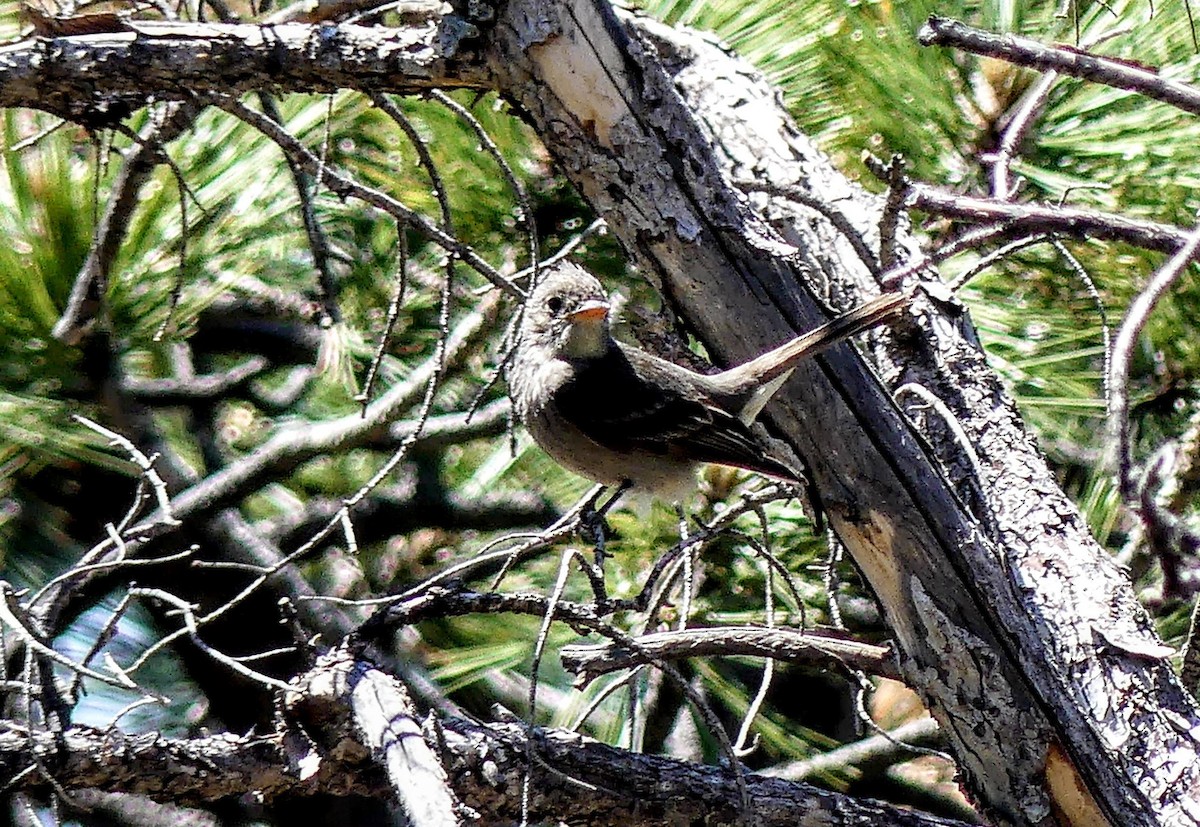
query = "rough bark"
xmin=0 ymin=20 xmax=487 ymax=122
xmin=464 ymin=2 xmax=1200 ymax=825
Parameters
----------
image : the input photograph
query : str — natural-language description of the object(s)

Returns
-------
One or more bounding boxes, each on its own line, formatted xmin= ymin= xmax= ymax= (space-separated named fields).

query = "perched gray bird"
xmin=509 ymin=262 xmax=909 ymax=498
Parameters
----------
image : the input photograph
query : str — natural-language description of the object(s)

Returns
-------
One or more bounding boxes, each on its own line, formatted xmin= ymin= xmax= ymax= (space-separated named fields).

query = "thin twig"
xmin=53 ymin=102 xmax=199 ymax=342
xmin=430 ymin=89 xmax=540 ymax=277
xmin=1110 ymin=220 xmax=1200 ymax=502
xmin=130 ymin=587 xmax=292 ymax=690
xmin=894 ymin=382 xmax=1000 ymax=540
xmin=920 ymin=16 xmax=1200 ymax=117
xmin=561 ymin=627 xmax=901 ymax=684
xmin=215 ymin=95 xmax=522 ymax=297
xmin=522 ymin=551 xmax=576 ymax=827
xmin=71 ymin=415 xmax=179 ymax=527
xmin=359 ymin=223 xmax=409 ymax=412
xmin=260 ymin=92 xmax=342 ymax=327
xmin=1050 ymin=239 xmax=1111 ymax=410
xmin=762 ymin=717 xmax=943 ymax=782
xmin=0 ymin=584 xmax=141 ymax=692
xmin=991 ymin=70 xmax=1059 ymax=200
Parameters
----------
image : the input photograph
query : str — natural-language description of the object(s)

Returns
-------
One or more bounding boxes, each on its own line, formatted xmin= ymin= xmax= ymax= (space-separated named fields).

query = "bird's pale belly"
xmin=527 ymin=405 xmax=698 ymax=499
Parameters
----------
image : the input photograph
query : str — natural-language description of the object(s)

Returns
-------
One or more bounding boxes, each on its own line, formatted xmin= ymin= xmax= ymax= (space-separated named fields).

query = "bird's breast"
xmin=529 ymin=401 xmax=698 ymax=495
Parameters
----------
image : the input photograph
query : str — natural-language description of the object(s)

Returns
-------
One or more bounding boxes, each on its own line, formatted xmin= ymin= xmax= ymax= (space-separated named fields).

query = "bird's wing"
xmin=555 ymin=346 xmax=796 ymax=478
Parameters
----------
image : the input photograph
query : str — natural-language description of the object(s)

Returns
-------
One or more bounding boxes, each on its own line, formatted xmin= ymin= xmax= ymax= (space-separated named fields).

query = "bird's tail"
xmin=747 ymin=289 xmax=911 ymax=383
xmin=729 ymin=289 xmax=912 ymax=424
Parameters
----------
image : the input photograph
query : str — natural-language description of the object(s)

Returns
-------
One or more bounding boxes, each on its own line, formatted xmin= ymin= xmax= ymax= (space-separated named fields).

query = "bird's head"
xmin=520 ymin=263 xmax=612 ymax=360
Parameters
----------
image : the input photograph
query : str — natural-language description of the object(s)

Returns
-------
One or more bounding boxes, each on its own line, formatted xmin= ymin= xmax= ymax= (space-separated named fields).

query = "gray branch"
xmin=561 ymin=626 xmax=902 ymax=684
xmin=0 ymin=20 xmax=487 ymax=119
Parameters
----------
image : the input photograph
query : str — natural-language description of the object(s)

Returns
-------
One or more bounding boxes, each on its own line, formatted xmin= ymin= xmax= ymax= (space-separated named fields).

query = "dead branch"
xmin=904 ymin=179 xmax=1191 ymax=253
xmin=0 ymin=21 xmax=486 ymax=120
xmin=0 ymin=655 xmax=974 ymax=827
xmin=560 ymin=626 xmax=901 ymax=684
xmin=919 ymin=16 xmax=1200 ymax=117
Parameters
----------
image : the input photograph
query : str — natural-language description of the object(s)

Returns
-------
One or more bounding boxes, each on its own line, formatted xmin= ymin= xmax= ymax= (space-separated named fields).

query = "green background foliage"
xmin=2 ymin=0 xmax=1199 ymax=814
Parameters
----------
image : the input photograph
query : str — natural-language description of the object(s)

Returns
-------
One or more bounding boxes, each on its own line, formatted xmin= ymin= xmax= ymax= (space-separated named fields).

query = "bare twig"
xmin=215 ymin=96 xmax=522 ymax=298
xmin=920 ymin=16 xmax=1200 ymax=117
xmin=990 ymin=70 xmax=1059 ymax=200
xmin=53 ymin=102 xmax=198 ymax=342
xmin=129 ymin=587 xmax=292 ymax=690
xmin=261 ymin=92 xmax=342 ymax=327
xmin=560 ymin=626 xmax=901 ymax=684
xmin=71 ymin=415 xmax=179 ymax=527
xmin=359 ymin=224 xmax=409 ymax=411
xmin=430 ymin=89 xmax=540 ymax=277
xmin=762 ymin=717 xmax=943 ymax=782
xmin=0 ymin=584 xmax=142 ymax=693
xmin=1110 ymin=221 xmax=1200 ymax=502
xmin=733 ymin=560 xmax=773 ymax=757
xmin=907 ymin=180 xmax=1191 ymax=255
xmin=944 ymin=234 xmax=1051 ymax=293
xmin=894 ymin=383 xmax=999 ymax=540
xmin=523 ymin=551 xmax=576 ymax=826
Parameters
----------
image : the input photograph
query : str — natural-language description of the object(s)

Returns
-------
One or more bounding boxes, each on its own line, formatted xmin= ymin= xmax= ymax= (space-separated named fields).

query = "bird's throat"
xmin=561 ymin=319 xmax=610 ymax=359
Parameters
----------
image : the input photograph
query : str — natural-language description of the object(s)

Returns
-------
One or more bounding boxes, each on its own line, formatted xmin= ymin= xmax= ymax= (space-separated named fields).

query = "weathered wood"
xmin=470 ymin=1 xmax=1200 ymax=824
xmin=0 ymin=666 xmax=974 ymax=827
xmin=0 ymin=21 xmax=487 ymax=120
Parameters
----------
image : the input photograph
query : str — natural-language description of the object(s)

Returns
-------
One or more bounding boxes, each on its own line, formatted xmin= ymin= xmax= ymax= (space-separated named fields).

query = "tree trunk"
xmin=465 ymin=0 xmax=1200 ymax=824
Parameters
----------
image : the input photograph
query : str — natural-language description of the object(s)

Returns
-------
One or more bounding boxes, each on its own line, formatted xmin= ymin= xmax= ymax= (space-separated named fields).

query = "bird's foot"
xmin=578 ymin=480 xmax=632 ymax=566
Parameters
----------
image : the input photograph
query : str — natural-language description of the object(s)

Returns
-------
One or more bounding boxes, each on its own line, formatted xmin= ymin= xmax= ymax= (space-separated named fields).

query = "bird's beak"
xmin=560 ymin=299 xmax=611 ymax=359
xmin=568 ymin=300 xmax=610 ymax=323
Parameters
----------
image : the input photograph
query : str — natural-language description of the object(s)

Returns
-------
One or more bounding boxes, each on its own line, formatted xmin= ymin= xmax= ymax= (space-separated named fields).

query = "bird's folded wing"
xmin=555 ymin=346 xmax=793 ymax=477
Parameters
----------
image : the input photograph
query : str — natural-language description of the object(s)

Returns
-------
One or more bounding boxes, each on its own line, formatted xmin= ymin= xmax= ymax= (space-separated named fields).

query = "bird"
xmin=508 ymin=261 xmax=909 ymax=499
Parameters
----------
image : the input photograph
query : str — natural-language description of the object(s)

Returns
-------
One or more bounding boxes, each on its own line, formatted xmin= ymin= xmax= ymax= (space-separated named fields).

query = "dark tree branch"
xmin=0 ymin=653 xmax=975 ymax=827
xmin=919 ymin=16 xmax=1200 ymax=117
xmin=905 ymin=180 xmax=1191 ymax=254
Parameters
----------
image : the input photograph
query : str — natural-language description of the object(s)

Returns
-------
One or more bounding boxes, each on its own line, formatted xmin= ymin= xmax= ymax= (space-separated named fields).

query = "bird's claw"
xmin=578 ymin=480 xmax=631 ymax=565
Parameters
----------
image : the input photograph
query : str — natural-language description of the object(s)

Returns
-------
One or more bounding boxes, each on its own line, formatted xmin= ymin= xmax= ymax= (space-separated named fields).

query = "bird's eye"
xmin=546 ymin=296 xmax=565 ymax=315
